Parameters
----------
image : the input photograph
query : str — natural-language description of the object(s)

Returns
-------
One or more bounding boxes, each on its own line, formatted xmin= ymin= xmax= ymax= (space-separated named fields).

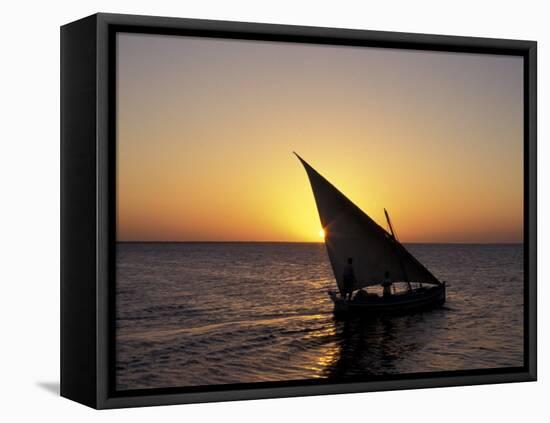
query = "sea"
xmin=115 ymin=242 xmax=524 ymax=390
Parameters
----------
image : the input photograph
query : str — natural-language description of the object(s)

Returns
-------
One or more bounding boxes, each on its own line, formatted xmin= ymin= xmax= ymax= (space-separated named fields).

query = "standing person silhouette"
xmin=342 ymin=257 xmax=356 ymax=301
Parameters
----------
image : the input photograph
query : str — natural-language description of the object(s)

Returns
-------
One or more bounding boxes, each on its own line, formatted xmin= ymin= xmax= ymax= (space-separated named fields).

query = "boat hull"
xmin=329 ymin=283 xmax=446 ymax=316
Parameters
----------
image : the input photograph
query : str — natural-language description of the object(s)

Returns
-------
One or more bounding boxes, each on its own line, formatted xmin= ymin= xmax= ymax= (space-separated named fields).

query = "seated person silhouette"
xmin=382 ymin=270 xmax=393 ymax=298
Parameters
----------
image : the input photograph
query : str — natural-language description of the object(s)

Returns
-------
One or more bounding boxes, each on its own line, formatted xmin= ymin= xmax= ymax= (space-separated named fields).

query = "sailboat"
xmin=295 ymin=153 xmax=446 ymax=315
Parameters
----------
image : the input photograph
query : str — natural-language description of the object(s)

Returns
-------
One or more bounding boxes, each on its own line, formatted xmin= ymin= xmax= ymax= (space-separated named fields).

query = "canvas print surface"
xmin=115 ymin=33 xmax=524 ymax=391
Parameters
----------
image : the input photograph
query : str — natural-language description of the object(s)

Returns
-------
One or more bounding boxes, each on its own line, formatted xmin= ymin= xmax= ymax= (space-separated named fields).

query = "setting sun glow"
xmin=116 ymin=33 xmax=524 ymax=243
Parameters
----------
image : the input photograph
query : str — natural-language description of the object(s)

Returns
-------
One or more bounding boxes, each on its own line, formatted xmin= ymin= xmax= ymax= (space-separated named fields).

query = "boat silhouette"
xmin=295 ymin=153 xmax=446 ymax=315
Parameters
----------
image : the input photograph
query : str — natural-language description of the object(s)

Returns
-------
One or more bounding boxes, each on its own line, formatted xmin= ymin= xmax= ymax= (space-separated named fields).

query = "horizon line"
xmin=116 ymin=240 xmax=524 ymax=245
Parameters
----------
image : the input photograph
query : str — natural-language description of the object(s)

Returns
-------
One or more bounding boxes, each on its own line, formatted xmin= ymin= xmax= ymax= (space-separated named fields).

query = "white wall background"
xmin=0 ymin=0 xmax=547 ymax=421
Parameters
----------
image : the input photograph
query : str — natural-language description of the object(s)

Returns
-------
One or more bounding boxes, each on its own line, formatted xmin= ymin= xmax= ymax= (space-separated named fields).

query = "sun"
xmin=318 ymin=228 xmax=326 ymax=239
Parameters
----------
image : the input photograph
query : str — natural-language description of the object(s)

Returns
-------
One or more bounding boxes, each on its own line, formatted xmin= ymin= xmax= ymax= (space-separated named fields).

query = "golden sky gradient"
xmin=116 ymin=33 xmax=523 ymax=243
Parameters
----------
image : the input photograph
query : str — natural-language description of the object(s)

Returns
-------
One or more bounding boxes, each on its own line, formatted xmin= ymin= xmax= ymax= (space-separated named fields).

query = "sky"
xmin=116 ymin=33 xmax=524 ymax=243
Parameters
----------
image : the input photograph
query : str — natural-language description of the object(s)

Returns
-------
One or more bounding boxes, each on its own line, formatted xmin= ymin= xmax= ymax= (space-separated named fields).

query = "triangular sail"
xmin=295 ymin=153 xmax=441 ymax=294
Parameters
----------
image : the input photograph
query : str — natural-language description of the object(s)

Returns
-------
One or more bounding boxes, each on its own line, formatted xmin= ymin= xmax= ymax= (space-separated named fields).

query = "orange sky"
xmin=116 ymin=33 xmax=524 ymax=243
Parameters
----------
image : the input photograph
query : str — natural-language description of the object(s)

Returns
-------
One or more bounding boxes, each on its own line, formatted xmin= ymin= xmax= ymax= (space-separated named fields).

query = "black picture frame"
xmin=60 ymin=12 xmax=537 ymax=409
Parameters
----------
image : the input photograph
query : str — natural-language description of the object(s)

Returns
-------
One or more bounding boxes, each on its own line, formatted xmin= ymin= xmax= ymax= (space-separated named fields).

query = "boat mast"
xmin=384 ymin=209 xmax=413 ymax=292
xmin=384 ymin=208 xmax=398 ymax=240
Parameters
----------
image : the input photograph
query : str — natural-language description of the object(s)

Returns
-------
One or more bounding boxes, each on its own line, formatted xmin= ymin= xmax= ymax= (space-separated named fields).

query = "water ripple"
xmin=116 ymin=242 xmax=523 ymax=390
